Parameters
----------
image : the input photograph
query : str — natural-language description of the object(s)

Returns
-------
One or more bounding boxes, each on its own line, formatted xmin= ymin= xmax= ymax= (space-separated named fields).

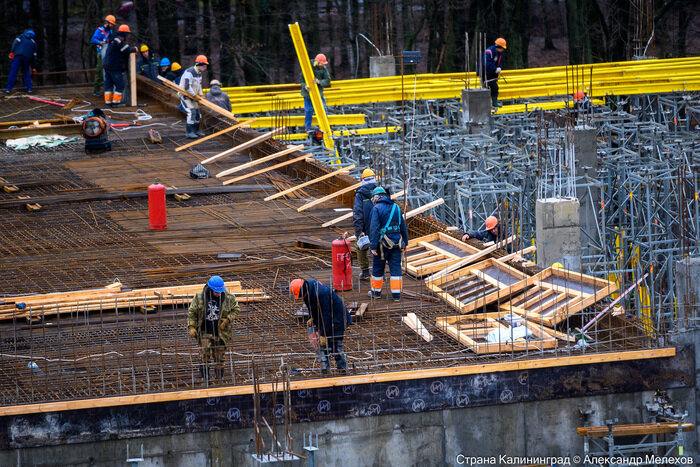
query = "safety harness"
xmin=379 ymin=203 xmax=404 ymax=249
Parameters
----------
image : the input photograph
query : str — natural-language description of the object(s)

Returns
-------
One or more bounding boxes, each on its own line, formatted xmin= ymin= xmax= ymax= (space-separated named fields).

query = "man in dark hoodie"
xmin=352 ymin=168 xmax=378 ymax=281
xmin=5 ymin=30 xmax=37 ymax=93
xmin=102 ymin=24 xmax=136 ymax=107
xmin=368 ymin=187 xmax=409 ymax=301
xmin=204 ymin=79 xmax=232 ymax=112
xmin=137 ymin=44 xmax=159 ymax=81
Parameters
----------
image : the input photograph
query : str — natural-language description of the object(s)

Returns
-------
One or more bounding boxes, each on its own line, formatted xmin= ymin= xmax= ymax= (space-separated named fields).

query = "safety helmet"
xmin=573 ymin=91 xmax=585 ymax=101
xmin=171 ymin=62 xmax=182 ymax=72
xmin=552 ymin=262 xmax=564 ymax=269
xmin=159 ymin=58 xmax=171 ymax=67
xmin=361 ymin=168 xmax=375 ymax=179
xmin=26 ymin=30 xmax=36 ymax=38
xmin=495 ymin=38 xmax=507 ymax=49
xmin=485 ymin=215 xmax=499 ymax=230
xmin=209 ymin=79 xmax=221 ymax=87
xmin=140 ymin=44 xmax=149 ymax=52
xmin=105 ymin=15 xmax=116 ymax=25
xmin=195 ymin=54 xmax=209 ymax=65
xmin=371 ymin=186 xmax=387 ymax=197
xmin=118 ymin=24 xmax=130 ymax=33
xmin=207 ymin=275 xmax=226 ymax=293
xmin=314 ymin=53 xmax=328 ymax=65
xmin=290 ymin=279 xmax=304 ymax=299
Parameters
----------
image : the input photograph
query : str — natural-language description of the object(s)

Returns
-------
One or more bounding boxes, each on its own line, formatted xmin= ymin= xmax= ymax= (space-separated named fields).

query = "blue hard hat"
xmin=26 ymin=30 xmax=35 ymax=38
xmin=160 ymin=57 xmax=171 ymax=67
xmin=207 ymin=275 xmax=226 ymax=293
xmin=371 ymin=186 xmax=387 ymax=197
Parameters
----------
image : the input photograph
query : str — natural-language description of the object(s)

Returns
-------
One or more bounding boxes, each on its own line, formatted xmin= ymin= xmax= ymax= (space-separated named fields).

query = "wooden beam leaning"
xmin=221 ymin=153 xmax=313 ymax=186
xmin=297 ymin=182 xmax=362 ymax=212
xmin=216 ymin=144 xmax=304 ymax=178
xmin=175 ymin=119 xmax=255 ymax=152
xmin=201 ymin=127 xmax=285 ymax=165
xmin=321 ymin=189 xmax=406 ymax=227
xmin=405 ymin=198 xmax=445 ymax=220
xmin=157 ymin=75 xmax=239 ymax=122
xmin=129 ymin=53 xmax=137 ymax=107
xmin=264 ymin=164 xmax=354 ymax=201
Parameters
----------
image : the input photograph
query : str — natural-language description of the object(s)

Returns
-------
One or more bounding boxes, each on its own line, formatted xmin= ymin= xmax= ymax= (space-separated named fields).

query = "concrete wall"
xmin=369 ymin=56 xmax=396 ymax=78
xmin=536 ymin=197 xmax=582 ymax=271
xmin=5 ymin=387 xmax=697 ymax=467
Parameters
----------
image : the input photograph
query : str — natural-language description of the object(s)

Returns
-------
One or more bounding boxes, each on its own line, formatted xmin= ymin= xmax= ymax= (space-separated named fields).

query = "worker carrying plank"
xmin=300 ymin=53 xmax=331 ymax=132
xmin=368 ymin=187 xmax=409 ymax=301
xmin=187 ymin=275 xmax=239 ymax=383
xmin=462 ymin=215 xmax=512 ymax=252
xmin=353 ymin=168 xmax=378 ymax=281
xmin=290 ymin=278 xmax=351 ymax=374
xmin=480 ymin=37 xmax=507 ymax=108
xmin=179 ymin=54 xmax=209 ymax=139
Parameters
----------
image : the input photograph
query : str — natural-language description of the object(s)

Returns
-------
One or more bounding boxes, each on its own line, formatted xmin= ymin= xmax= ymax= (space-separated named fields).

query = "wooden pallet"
xmin=499 ymin=267 xmax=618 ymax=326
xmin=425 ymin=258 xmax=529 ymax=313
xmin=404 ymin=232 xmax=481 ymax=277
xmin=435 ymin=314 xmax=558 ymax=354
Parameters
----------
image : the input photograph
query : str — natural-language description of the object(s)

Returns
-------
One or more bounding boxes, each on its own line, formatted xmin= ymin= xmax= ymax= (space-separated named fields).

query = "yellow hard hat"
xmin=171 ymin=62 xmax=181 ymax=72
xmin=552 ymin=262 xmax=564 ymax=269
xmin=362 ymin=168 xmax=375 ymax=179
xmin=140 ymin=44 xmax=149 ymax=52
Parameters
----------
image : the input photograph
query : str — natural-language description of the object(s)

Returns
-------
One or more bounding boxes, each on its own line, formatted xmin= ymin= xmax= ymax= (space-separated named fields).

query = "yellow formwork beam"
xmin=239 ymin=114 xmax=366 ymax=128
xmin=493 ymin=98 xmax=606 ymax=115
xmin=288 ymin=22 xmax=338 ymax=163
xmin=277 ymin=125 xmax=401 ymax=141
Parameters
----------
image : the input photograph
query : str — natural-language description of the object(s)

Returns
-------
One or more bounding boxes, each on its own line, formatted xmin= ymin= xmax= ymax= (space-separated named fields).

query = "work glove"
xmin=495 ymin=67 xmax=501 ymax=74
xmin=461 ymin=233 xmax=470 ymax=242
xmin=313 ymin=78 xmax=320 ymax=84
xmin=218 ymin=317 xmax=230 ymax=331
xmin=371 ymin=249 xmax=378 ymax=256
xmin=31 ymin=68 xmax=37 ymax=75
xmin=8 ymin=52 xmax=14 ymax=60
xmin=188 ymin=326 xmax=197 ymax=339
xmin=304 ymin=85 xmax=310 ymax=92
xmin=318 ymin=335 xmax=329 ymax=347
xmin=306 ymin=318 xmax=314 ymax=328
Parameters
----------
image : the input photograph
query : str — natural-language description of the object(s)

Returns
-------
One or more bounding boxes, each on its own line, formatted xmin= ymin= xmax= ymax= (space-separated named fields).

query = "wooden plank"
xmin=404 ymin=198 xmax=445 ymax=220
xmin=222 ymin=153 xmax=312 ymax=186
xmin=402 ymin=313 xmax=433 ymax=342
xmin=157 ymin=75 xmax=239 ymax=122
xmin=297 ymin=182 xmax=362 ymax=212
xmin=0 ymin=348 xmax=676 ymax=416
xmin=499 ymin=245 xmax=537 ymax=263
xmin=321 ymin=189 xmax=405 ymax=227
xmin=425 ymin=235 xmax=516 ymax=282
xmin=264 ymin=164 xmax=354 ymax=201
xmin=216 ymin=144 xmax=304 ymax=178
xmin=129 ymin=53 xmax=137 ymax=107
xmin=174 ymin=119 xmax=255 ymax=152
xmin=201 ymin=128 xmax=285 ymax=165
xmin=577 ymin=423 xmax=695 ymax=438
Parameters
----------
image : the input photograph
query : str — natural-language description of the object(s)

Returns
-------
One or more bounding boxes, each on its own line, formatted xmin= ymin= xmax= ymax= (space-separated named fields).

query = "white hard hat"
xmin=210 ymin=80 xmax=221 ymax=87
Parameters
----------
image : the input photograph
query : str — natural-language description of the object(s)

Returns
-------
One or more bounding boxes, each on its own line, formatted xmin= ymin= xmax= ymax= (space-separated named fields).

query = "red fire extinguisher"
xmin=331 ymin=237 xmax=352 ymax=291
xmin=148 ymin=183 xmax=167 ymax=230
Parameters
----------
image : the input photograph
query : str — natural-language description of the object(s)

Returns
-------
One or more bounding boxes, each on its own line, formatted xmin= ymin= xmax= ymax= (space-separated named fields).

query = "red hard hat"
xmin=574 ymin=91 xmax=585 ymax=101
xmin=195 ymin=54 xmax=209 ymax=65
xmin=485 ymin=216 xmax=498 ymax=230
xmin=290 ymin=279 xmax=304 ymax=299
xmin=105 ymin=15 xmax=116 ymax=25
xmin=314 ymin=53 xmax=328 ymax=65
xmin=117 ymin=24 xmax=130 ymax=33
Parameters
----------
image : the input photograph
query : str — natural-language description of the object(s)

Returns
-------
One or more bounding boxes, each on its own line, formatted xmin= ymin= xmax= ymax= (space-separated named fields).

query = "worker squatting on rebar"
xmin=179 ymin=54 xmax=209 ymax=139
xmin=368 ymin=186 xmax=409 ymax=301
xmin=462 ymin=215 xmax=512 ymax=253
xmin=480 ymin=37 xmax=507 ymax=108
xmin=290 ymin=279 xmax=351 ymax=375
xmin=300 ymin=53 xmax=331 ymax=132
xmin=353 ymin=168 xmax=379 ymax=281
xmin=187 ymin=275 xmax=240 ymax=383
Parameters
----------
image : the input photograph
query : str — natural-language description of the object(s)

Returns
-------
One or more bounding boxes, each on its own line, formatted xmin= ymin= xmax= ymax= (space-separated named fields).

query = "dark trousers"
xmin=104 ymin=69 xmax=124 ymax=93
xmin=6 ymin=55 xmax=32 ymax=92
xmin=93 ymin=53 xmax=103 ymax=93
xmin=482 ymin=72 xmax=499 ymax=100
xmin=320 ymin=336 xmax=347 ymax=372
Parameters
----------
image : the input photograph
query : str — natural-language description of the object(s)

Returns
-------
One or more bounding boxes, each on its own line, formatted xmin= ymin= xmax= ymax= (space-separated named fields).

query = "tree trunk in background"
xmin=45 ymin=0 xmax=66 ymax=83
xmin=676 ymin=7 xmax=692 ymax=57
xmin=607 ymin=0 xmax=629 ymax=61
xmin=213 ymin=0 xmax=235 ymax=85
xmin=541 ymin=0 xmax=556 ymax=50
xmin=184 ymin=0 xmax=198 ymax=55
xmin=135 ymin=0 xmax=149 ymax=46
xmin=201 ymin=0 xmax=211 ymax=64
xmin=29 ymin=0 xmax=44 ymax=85
xmin=508 ymin=0 xmax=531 ymax=69
xmin=157 ymin=1 xmax=178 ymax=64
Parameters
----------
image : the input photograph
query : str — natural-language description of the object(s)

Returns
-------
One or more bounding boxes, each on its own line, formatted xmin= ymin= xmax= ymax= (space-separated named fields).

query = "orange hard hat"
xmin=195 ymin=54 xmax=209 ymax=65
xmin=485 ymin=215 xmax=498 ymax=230
xmin=314 ymin=53 xmax=328 ymax=65
xmin=574 ymin=91 xmax=585 ymax=101
xmin=495 ymin=38 xmax=507 ymax=49
xmin=105 ymin=15 xmax=116 ymax=25
xmin=290 ymin=279 xmax=304 ymax=299
xmin=117 ymin=24 xmax=130 ymax=33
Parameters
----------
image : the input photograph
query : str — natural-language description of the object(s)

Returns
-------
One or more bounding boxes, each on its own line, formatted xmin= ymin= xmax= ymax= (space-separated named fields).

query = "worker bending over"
xmin=300 ymin=53 xmax=331 ymax=132
xmin=462 ymin=215 xmax=511 ymax=252
xmin=102 ymin=25 xmax=135 ymax=107
xmin=481 ymin=38 xmax=506 ymax=108
xmin=188 ymin=275 xmax=239 ymax=383
xmin=205 ymin=79 xmax=232 ymax=112
xmin=179 ymin=55 xmax=209 ymax=138
xmin=353 ymin=168 xmax=378 ymax=281
xmin=290 ymin=278 xmax=351 ymax=374
xmin=368 ymin=187 xmax=409 ymax=301
xmin=5 ymin=30 xmax=37 ymax=94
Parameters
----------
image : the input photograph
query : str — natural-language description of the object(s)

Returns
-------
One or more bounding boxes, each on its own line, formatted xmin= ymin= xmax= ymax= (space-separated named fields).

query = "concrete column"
xmin=461 ymin=88 xmax=491 ymax=134
xmin=675 ymin=257 xmax=700 ymax=331
xmin=535 ymin=197 xmax=581 ymax=271
xmin=369 ymin=55 xmax=396 ymax=78
xmin=574 ymin=126 xmax=598 ymax=248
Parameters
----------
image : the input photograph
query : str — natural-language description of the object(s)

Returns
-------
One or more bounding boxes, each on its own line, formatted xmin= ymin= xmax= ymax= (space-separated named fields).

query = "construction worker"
xmin=102 ymin=24 xmax=135 ymax=107
xmin=5 ymin=30 xmax=38 ymax=94
xmin=300 ymin=53 xmax=331 ymax=132
xmin=205 ymin=79 xmax=232 ymax=112
xmin=290 ymin=278 xmax=351 ymax=374
xmin=158 ymin=57 xmax=171 ymax=78
xmin=462 ymin=215 xmax=511 ymax=252
xmin=368 ymin=187 xmax=409 ymax=301
xmin=137 ymin=44 xmax=159 ymax=81
xmin=179 ymin=55 xmax=208 ymax=139
xmin=90 ymin=15 xmax=116 ymax=96
xmin=573 ymin=91 xmax=591 ymax=120
xmin=481 ymin=38 xmax=506 ymax=107
xmin=353 ymin=168 xmax=378 ymax=281
xmin=187 ymin=275 xmax=239 ymax=383
xmin=170 ymin=62 xmax=184 ymax=84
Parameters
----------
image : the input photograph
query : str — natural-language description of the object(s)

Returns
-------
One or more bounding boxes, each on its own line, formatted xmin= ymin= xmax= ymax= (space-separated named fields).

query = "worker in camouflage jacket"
xmin=187 ymin=275 xmax=239 ymax=383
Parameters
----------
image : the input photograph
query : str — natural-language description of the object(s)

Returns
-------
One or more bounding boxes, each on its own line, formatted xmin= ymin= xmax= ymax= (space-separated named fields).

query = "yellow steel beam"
xmin=239 ymin=114 xmax=366 ymax=128
xmin=276 ymin=125 xmax=401 ymax=140
xmin=288 ymin=22 xmax=338 ymax=163
xmin=493 ymin=98 xmax=606 ymax=115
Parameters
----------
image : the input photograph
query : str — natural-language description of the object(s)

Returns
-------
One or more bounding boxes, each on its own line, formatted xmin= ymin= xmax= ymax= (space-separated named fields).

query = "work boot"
xmin=368 ymin=290 xmax=381 ymax=299
xmin=359 ymin=269 xmax=371 ymax=281
xmin=194 ymin=122 xmax=205 ymax=137
xmin=492 ymin=97 xmax=502 ymax=108
xmin=186 ymin=124 xmax=198 ymax=139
